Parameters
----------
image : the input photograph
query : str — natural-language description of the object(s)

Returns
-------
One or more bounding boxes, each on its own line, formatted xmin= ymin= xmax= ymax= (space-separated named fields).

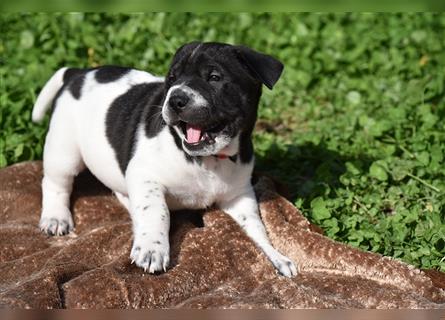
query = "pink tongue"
xmin=186 ymin=124 xmax=202 ymax=144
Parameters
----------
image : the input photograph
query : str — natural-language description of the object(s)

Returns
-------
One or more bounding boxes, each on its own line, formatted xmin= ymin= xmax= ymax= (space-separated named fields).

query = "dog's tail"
xmin=32 ymin=67 xmax=68 ymax=123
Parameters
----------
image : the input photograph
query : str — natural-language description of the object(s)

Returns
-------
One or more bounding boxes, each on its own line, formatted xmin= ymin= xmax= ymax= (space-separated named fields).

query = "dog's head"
xmin=162 ymin=42 xmax=283 ymax=158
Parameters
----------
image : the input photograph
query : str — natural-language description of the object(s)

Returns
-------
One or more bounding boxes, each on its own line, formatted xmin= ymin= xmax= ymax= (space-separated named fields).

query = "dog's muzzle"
xmin=162 ymin=85 xmax=234 ymax=157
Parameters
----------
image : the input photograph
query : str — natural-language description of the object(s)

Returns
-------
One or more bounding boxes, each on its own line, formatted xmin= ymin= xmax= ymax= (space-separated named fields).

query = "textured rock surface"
xmin=0 ymin=161 xmax=444 ymax=308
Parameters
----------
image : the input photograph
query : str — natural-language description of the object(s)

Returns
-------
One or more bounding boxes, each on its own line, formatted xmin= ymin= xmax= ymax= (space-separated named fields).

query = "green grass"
xmin=1 ymin=13 xmax=444 ymax=271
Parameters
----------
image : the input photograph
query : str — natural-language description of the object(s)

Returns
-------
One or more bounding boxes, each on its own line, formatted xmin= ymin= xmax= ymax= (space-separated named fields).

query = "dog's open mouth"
xmin=177 ymin=121 xmax=225 ymax=148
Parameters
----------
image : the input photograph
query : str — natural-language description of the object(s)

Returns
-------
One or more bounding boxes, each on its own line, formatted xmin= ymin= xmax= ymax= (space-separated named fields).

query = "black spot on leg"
xmin=132 ymin=246 xmax=141 ymax=255
xmin=241 ymin=215 xmax=247 ymax=222
xmin=142 ymin=232 xmax=147 ymax=236
xmin=160 ymin=232 xmax=164 ymax=236
xmin=153 ymin=240 xmax=161 ymax=245
xmin=143 ymin=206 xmax=149 ymax=210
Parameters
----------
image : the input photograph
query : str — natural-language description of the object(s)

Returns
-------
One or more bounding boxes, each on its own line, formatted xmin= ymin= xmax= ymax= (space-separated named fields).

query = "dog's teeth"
xmin=207 ymin=134 xmax=215 ymax=144
xmin=201 ymin=132 xmax=209 ymax=141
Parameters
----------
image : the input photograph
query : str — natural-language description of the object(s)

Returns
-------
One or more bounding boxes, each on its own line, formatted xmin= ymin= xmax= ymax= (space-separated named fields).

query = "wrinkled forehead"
xmin=170 ymin=43 xmax=236 ymax=74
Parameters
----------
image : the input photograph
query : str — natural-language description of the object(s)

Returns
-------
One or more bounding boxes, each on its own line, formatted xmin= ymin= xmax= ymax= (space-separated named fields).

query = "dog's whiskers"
xmin=145 ymin=109 xmax=163 ymax=123
xmin=147 ymin=104 xmax=163 ymax=109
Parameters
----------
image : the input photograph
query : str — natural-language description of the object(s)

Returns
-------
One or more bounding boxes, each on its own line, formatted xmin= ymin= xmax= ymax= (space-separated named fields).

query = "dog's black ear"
xmin=235 ymin=45 xmax=284 ymax=90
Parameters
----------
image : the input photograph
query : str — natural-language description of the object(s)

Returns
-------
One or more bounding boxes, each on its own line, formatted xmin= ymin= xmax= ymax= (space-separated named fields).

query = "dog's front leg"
xmin=126 ymin=176 xmax=170 ymax=273
xmin=219 ymin=186 xmax=298 ymax=278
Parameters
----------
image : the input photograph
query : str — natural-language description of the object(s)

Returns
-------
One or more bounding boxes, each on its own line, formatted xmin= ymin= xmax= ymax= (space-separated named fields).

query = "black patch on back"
xmin=62 ymin=68 xmax=89 ymax=100
xmin=49 ymin=68 xmax=88 ymax=113
xmin=106 ymin=82 xmax=165 ymax=174
xmin=95 ymin=66 xmax=131 ymax=83
xmin=63 ymin=68 xmax=85 ymax=83
xmin=69 ymin=75 xmax=86 ymax=99
xmin=60 ymin=66 xmax=131 ymax=100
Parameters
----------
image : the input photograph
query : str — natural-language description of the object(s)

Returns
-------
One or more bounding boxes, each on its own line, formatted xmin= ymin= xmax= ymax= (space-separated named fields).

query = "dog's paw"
xmin=130 ymin=234 xmax=170 ymax=273
xmin=39 ymin=215 xmax=74 ymax=236
xmin=269 ymin=250 xmax=298 ymax=278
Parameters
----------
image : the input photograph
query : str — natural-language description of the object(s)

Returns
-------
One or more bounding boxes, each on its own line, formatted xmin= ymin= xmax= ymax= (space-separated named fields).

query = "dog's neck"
xmin=216 ymin=133 xmax=240 ymax=157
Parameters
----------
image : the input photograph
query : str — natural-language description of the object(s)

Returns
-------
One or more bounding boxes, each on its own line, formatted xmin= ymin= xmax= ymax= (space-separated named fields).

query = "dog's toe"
xmin=269 ymin=251 xmax=299 ymax=278
xmin=40 ymin=216 xmax=73 ymax=236
xmin=148 ymin=250 xmax=168 ymax=273
xmin=130 ymin=237 xmax=170 ymax=273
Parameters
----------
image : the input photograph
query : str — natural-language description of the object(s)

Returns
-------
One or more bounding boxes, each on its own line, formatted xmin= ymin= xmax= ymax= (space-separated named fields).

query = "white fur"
xmin=32 ymin=67 xmax=68 ymax=122
xmin=179 ymin=85 xmax=208 ymax=107
xmin=33 ymin=68 xmax=297 ymax=277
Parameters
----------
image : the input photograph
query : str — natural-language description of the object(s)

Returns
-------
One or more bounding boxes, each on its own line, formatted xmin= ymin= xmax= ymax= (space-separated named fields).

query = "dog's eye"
xmin=208 ymin=72 xmax=221 ymax=82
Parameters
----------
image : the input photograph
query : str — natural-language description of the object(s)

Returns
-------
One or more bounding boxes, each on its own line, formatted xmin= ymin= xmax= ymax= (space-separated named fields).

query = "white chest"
xmin=164 ymin=159 xmax=234 ymax=210
xmin=129 ymin=128 xmax=253 ymax=210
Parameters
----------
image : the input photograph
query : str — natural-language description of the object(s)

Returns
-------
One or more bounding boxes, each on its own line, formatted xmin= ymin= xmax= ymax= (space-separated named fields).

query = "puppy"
xmin=32 ymin=42 xmax=298 ymax=277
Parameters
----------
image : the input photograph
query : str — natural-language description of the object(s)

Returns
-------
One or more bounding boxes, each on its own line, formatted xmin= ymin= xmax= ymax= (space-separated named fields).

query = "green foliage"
xmin=1 ymin=13 xmax=444 ymax=271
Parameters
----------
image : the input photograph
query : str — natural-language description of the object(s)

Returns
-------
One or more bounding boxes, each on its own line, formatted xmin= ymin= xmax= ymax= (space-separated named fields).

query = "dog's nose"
xmin=169 ymin=91 xmax=190 ymax=112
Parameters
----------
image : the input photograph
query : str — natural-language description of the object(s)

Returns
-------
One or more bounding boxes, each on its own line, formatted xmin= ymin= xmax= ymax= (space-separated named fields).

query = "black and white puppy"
xmin=32 ymin=42 xmax=297 ymax=277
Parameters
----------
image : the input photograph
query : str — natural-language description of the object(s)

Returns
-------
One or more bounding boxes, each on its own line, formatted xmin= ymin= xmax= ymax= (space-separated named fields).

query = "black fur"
xmin=235 ymin=46 xmax=284 ymax=90
xmin=142 ymin=87 xmax=167 ymax=139
xmin=105 ymin=82 xmax=164 ymax=174
xmin=61 ymin=66 xmax=131 ymax=100
xmin=69 ymin=75 xmax=86 ymax=99
xmin=164 ymin=42 xmax=281 ymax=163
xmin=63 ymin=68 xmax=86 ymax=83
xmin=95 ymin=65 xmax=131 ymax=83
xmin=63 ymin=68 xmax=88 ymax=99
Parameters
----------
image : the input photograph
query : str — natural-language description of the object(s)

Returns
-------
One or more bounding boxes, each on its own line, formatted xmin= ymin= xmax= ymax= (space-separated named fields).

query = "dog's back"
xmin=38 ymin=67 xmax=163 ymax=190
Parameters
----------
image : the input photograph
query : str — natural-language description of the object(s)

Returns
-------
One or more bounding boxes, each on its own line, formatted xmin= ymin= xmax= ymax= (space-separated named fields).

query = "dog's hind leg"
xmin=115 ymin=192 xmax=130 ymax=211
xmin=39 ymin=97 xmax=85 ymax=236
